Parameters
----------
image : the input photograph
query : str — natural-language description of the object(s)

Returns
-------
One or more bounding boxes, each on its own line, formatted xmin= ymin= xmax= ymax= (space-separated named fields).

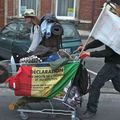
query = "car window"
xmin=19 ymin=23 xmax=30 ymax=33
xmin=19 ymin=22 xmax=31 ymax=39
xmin=62 ymin=24 xmax=76 ymax=38
xmin=1 ymin=23 xmax=18 ymax=36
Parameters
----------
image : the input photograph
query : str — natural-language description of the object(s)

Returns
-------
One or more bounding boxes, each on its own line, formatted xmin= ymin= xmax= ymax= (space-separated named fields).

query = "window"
xmin=55 ymin=0 xmax=76 ymax=20
xmin=19 ymin=0 xmax=38 ymax=16
xmin=62 ymin=24 xmax=75 ymax=38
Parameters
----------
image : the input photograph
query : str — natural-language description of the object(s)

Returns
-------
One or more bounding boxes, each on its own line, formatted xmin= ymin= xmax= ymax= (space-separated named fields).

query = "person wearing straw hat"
xmin=12 ymin=9 xmax=43 ymax=64
xmin=23 ymin=9 xmax=42 ymax=54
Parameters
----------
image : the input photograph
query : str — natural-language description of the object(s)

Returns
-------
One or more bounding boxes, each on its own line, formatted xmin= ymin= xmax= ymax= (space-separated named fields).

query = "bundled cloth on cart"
xmin=6 ymin=61 xmax=79 ymax=99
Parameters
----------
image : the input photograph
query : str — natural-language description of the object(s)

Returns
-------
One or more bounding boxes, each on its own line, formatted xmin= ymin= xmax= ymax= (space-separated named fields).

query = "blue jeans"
xmin=87 ymin=63 xmax=120 ymax=113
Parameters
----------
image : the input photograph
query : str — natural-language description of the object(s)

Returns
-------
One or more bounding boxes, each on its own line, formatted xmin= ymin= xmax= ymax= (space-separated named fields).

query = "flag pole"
xmin=80 ymin=2 xmax=108 ymax=53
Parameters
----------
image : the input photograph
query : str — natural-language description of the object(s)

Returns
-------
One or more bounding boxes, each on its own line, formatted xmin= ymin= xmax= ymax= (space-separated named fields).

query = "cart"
xmin=4 ymin=60 xmax=82 ymax=120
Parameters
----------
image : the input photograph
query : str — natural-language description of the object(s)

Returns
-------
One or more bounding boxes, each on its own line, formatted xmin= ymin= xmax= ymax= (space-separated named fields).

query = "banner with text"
xmin=8 ymin=62 xmax=80 ymax=98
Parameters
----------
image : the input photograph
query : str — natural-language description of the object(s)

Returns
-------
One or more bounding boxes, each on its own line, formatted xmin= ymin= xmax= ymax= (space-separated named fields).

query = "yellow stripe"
xmin=31 ymin=67 xmax=64 ymax=97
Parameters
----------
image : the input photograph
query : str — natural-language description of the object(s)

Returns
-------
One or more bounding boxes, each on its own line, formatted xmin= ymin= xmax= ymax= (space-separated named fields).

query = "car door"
xmin=61 ymin=22 xmax=81 ymax=53
xmin=0 ymin=22 xmax=18 ymax=59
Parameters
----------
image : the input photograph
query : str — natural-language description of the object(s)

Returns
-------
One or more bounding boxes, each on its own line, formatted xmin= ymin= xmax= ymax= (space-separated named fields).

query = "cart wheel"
xmin=19 ymin=111 xmax=29 ymax=120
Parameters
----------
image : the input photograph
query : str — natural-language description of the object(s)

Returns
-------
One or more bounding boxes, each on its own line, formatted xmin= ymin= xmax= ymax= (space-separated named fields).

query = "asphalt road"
xmin=0 ymin=87 xmax=120 ymax=120
xmin=0 ymin=91 xmax=73 ymax=120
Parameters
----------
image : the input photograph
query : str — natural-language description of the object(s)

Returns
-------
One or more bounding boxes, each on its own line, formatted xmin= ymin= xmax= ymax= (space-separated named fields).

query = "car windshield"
xmin=62 ymin=23 xmax=78 ymax=39
xmin=1 ymin=23 xmax=18 ymax=36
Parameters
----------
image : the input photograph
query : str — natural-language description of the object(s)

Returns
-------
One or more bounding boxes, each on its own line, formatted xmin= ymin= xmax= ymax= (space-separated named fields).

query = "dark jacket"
xmin=84 ymin=40 xmax=120 ymax=64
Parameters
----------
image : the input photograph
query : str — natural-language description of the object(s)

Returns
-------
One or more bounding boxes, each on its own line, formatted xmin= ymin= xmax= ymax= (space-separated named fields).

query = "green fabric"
xmin=49 ymin=57 xmax=69 ymax=71
xmin=48 ymin=61 xmax=80 ymax=98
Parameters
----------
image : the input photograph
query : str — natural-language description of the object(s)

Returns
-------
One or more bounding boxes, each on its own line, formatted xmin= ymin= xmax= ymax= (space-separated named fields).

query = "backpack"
xmin=31 ymin=14 xmax=63 ymax=58
xmin=72 ymin=61 xmax=91 ymax=96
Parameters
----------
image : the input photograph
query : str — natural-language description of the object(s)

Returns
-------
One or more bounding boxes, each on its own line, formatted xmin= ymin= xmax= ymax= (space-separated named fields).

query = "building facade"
xmin=0 ymin=0 xmax=105 ymax=29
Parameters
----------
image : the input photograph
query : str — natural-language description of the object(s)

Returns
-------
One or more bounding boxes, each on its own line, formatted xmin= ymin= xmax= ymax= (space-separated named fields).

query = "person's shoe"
xmin=81 ymin=110 xmax=96 ymax=119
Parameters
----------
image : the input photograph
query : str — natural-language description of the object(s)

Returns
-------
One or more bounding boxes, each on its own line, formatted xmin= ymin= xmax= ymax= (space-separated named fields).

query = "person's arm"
xmin=84 ymin=40 xmax=103 ymax=50
xmin=90 ymin=46 xmax=115 ymax=57
xmin=27 ymin=25 xmax=42 ymax=53
xmin=76 ymin=39 xmax=103 ymax=52
xmin=80 ymin=46 xmax=115 ymax=59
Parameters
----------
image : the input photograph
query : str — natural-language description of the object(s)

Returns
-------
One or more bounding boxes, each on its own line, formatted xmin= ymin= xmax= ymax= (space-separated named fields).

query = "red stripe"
xmin=15 ymin=66 xmax=32 ymax=96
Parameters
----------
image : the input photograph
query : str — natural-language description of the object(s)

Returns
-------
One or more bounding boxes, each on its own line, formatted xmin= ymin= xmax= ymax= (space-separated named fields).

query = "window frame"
xmin=55 ymin=0 xmax=76 ymax=20
xmin=18 ymin=0 xmax=38 ymax=17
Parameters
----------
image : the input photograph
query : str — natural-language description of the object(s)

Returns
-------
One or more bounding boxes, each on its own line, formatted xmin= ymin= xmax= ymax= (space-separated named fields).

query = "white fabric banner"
xmin=91 ymin=8 xmax=120 ymax=55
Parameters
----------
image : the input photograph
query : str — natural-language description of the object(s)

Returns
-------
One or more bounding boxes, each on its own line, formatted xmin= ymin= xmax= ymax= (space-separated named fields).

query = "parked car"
xmin=0 ymin=19 xmax=81 ymax=59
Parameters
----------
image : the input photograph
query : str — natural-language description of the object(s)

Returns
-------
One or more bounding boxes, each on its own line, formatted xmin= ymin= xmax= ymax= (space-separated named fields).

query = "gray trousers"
xmin=87 ymin=63 xmax=120 ymax=113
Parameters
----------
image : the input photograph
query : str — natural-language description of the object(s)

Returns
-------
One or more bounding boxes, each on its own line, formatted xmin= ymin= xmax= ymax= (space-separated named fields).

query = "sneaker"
xmin=81 ymin=110 xmax=96 ymax=119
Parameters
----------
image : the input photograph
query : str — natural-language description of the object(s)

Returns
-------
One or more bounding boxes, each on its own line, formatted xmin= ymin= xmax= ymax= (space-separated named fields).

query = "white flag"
xmin=90 ymin=7 xmax=120 ymax=55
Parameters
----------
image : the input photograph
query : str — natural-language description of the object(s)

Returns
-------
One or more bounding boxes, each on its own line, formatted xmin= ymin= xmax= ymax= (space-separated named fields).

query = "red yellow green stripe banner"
xmin=8 ymin=62 xmax=80 ymax=98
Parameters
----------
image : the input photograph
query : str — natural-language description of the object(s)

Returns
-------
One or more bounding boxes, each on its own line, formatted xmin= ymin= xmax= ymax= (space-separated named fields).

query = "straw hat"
xmin=24 ymin=9 xmax=36 ymax=17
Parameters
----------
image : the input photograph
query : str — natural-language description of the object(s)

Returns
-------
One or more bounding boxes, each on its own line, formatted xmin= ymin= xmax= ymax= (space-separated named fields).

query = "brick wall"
xmin=79 ymin=0 xmax=93 ymax=21
xmin=40 ymin=0 xmax=52 ymax=16
xmin=0 ymin=0 xmax=4 ymax=27
xmin=78 ymin=0 xmax=106 ymax=29
xmin=8 ymin=0 xmax=13 ymax=16
xmin=79 ymin=0 xmax=105 ymax=22
xmin=92 ymin=0 xmax=106 ymax=23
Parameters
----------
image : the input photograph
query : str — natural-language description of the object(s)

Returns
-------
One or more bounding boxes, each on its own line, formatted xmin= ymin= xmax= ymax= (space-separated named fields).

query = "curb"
xmin=78 ymin=30 xmax=90 ymax=40
xmin=78 ymin=30 xmax=90 ymax=36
